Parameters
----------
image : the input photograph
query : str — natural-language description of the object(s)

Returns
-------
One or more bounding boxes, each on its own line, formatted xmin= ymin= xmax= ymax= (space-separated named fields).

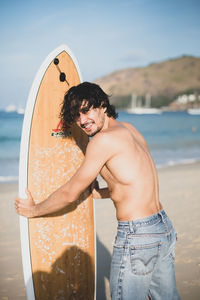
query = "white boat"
xmin=127 ymin=107 xmax=162 ymax=114
xmin=127 ymin=94 xmax=162 ymax=114
xmin=5 ymin=104 xmax=24 ymax=114
xmin=5 ymin=104 xmax=17 ymax=112
xmin=17 ymin=107 xmax=25 ymax=114
xmin=187 ymin=108 xmax=200 ymax=115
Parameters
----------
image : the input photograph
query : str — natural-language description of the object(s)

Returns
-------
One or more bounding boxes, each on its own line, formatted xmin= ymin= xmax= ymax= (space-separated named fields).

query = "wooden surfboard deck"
xmin=19 ymin=45 xmax=96 ymax=300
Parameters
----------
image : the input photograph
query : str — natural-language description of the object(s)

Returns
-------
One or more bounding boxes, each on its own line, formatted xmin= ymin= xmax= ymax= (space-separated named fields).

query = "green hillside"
xmin=95 ymin=56 xmax=200 ymax=108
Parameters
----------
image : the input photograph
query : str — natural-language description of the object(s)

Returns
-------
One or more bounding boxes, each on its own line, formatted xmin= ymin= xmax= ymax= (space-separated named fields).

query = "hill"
xmin=95 ymin=56 xmax=200 ymax=108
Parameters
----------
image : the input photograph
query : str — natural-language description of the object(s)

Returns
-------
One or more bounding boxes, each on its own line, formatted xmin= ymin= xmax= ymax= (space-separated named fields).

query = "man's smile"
xmin=81 ymin=122 xmax=94 ymax=130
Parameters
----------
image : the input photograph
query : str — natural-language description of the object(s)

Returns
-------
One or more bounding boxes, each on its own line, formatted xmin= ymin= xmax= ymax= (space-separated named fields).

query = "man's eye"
xmin=81 ymin=108 xmax=89 ymax=114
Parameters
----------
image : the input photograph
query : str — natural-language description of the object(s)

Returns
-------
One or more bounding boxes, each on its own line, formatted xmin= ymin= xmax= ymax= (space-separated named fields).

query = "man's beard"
xmin=87 ymin=127 xmax=101 ymax=137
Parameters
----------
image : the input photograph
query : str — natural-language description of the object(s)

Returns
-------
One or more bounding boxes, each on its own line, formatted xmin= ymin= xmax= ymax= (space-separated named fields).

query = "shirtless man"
xmin=15 ymin=82 xmax=180 ymax=300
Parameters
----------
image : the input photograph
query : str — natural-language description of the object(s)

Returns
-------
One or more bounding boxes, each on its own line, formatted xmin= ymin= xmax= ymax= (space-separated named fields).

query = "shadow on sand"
xmin=28 ymin=235 xmax=111 ymax=300
xmin=96 ymin=235 xmax=112 ymax=300
xmin=32 ymin=246 xmax=94 ymax=300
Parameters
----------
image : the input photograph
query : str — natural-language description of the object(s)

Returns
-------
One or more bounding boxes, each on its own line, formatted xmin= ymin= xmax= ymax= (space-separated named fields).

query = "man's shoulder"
xmin=85 ymin=130 xmax=118 ymax=162
xmin=121 ymin=121 xmax=148 ymax=148
xmin=87 ymin=127 xmax=119 ymax=151
xmin=87 ymin=120 xmax=134 ymax=149
xmin=89 ymin=130 xmax=113 ymax=146
xmin=120 ymin=121 xmax=134 ymax=130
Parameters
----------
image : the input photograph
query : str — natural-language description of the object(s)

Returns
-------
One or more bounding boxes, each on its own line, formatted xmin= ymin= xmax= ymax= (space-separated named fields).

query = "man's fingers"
xmin=15 ymin=198 xmax=20 ymax=208
xmin=26 ymin=189 xmax=32 ymax=199
xmin=14 ymin=189 xmax=35 ymax=218
xmin=91 ymin=180 xmax=99 ymax=190
xmin=15 ymin=197 xmax=25 ymax=204
xmin=15 ymin=197 xmax=29 ymax=209
xmin=15 ymin=200 xmax=24 ymax=209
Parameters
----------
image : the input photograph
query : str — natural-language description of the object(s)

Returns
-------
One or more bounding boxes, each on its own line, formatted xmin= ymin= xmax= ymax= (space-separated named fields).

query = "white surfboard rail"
xmin=18 ymin=45 xmax=84 ymax=300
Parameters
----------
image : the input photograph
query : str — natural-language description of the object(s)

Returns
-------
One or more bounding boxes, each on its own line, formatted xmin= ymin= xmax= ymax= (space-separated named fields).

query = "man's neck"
xmin=102 ymin=115 xmax=113 ymax=131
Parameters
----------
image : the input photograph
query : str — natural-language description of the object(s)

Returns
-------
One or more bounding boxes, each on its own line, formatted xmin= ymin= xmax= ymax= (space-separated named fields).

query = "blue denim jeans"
xmin=110 ymin=210 xmax=180 ymax=300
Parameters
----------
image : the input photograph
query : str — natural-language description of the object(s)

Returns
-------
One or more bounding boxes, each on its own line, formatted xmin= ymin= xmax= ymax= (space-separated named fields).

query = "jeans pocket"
xmin=130 ymin=241 xmax=161 ymax=275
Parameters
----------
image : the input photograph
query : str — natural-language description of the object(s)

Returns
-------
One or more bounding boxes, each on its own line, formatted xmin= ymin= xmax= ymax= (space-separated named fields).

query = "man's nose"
xmin=79 ymin=113 xmax=87 ymax=124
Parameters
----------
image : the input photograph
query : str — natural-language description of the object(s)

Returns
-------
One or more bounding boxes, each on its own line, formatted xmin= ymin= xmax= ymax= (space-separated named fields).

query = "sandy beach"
xmin=0 ymin=162 xmax=200 ymax=300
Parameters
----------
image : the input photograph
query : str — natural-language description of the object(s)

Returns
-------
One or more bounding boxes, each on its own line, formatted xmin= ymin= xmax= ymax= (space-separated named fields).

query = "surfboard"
xmin=19 ymin=45 xmax=96 ymax=300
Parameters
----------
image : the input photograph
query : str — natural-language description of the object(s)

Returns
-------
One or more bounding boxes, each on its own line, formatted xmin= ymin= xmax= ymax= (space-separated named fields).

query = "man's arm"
xmin=15 ymin=133 xmax=113 ymax=217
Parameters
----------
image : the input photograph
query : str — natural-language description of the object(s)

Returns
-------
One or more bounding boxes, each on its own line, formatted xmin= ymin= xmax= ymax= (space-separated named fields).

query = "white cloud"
xmin=120 ymin=49 xmax=147 ymax=63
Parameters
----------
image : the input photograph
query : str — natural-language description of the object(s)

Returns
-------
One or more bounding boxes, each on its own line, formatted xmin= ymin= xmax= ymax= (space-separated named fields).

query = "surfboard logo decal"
xmin=52 ymin=120 xmax=72 ymax=138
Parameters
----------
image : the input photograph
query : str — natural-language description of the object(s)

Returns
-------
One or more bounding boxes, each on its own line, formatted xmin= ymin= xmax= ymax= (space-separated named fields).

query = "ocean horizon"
xmin=0 ymin=110 xmax=200 ymax=183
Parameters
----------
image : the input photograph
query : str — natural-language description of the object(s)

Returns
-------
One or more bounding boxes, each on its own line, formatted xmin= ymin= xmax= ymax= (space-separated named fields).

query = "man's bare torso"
xmin=98 ymin=120 xmax=162 ymax=221
xmin=15 ymin=113 xmax=162 ymax=220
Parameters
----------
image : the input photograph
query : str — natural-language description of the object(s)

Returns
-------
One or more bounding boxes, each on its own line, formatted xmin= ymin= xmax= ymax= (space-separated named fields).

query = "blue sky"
xmin=1 ymin=0 xmax=200 ymax=108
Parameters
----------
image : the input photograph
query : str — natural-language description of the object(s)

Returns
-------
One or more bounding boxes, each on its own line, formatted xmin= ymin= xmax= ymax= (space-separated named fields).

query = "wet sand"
xmin=0 ymin=162 xmax=200 ymax=299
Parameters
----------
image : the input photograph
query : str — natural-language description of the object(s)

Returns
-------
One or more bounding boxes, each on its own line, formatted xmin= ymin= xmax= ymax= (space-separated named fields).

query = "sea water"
xmin=0 ymin=111 xmax=23 ymax=182
xmin=0 ymin=110 xmax=200 ymax=183
xmin=118 ymin=111 xmax=200 ymax=168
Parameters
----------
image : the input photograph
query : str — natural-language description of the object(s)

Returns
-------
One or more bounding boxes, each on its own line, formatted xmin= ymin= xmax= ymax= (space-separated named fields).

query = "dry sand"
xmin=0 ymin=162 xmax=200 ymax=299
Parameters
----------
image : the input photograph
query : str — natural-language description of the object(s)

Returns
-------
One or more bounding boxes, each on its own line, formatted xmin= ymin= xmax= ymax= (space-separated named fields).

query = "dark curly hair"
xmin=60 ymin=82 xmax=118 ymax=126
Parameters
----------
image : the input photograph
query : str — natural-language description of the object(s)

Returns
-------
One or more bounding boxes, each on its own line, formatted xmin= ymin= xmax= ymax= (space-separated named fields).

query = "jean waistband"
xmin=118 ymin=210 xmax=167 ymax=230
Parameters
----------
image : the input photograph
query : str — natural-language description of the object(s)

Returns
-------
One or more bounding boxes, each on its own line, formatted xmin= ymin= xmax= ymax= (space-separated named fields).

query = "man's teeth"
xmin=84 ymin=123 xmax=92 ymax=129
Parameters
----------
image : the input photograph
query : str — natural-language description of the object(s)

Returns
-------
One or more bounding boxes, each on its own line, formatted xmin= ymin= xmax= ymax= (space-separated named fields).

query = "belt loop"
xmin=158 ymin=211 xmax=165 ymax=223
xmin=129 ymin=221 xmax=134 ymax=233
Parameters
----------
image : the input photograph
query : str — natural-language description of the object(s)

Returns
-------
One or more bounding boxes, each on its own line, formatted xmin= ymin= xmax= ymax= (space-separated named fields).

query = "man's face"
xmin=75 ymin=101 xmax=106 ymax=137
